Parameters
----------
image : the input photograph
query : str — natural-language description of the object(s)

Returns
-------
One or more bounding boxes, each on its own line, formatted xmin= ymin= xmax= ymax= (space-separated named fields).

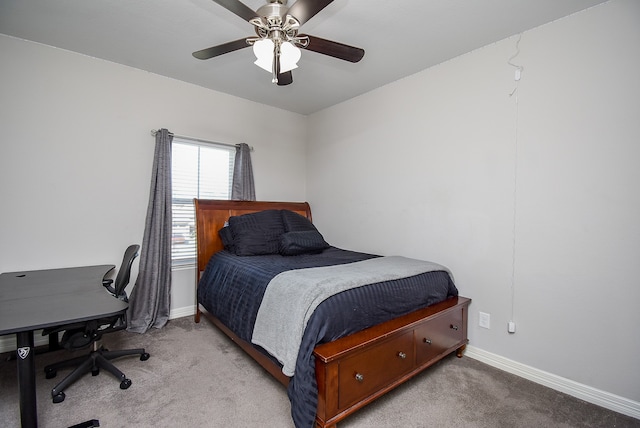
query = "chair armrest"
xmin=103 ymin=278 xmax=117 ymax=296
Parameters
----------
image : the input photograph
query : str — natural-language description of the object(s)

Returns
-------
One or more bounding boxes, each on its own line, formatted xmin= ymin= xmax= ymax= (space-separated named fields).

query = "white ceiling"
xmin=0 ymin=0 xmax=607 ymax=115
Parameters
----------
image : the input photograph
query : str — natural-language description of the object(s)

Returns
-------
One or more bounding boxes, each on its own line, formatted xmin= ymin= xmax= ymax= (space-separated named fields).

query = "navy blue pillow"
xmin=279 ymin=230 xmax=330 ymax=256
xmin=218 ymin=226 xmax=235 ymax=252
xmin=228 ymin=210 xmax=285 ymax=256
xmin=281 ymin=209 xmax=318 ymax=232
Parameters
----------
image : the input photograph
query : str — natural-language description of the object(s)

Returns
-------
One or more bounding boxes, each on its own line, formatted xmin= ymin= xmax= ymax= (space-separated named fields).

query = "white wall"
xmin=0 ymin=35 xmax=307 ymax=314
xmin=307 ymin=0 xmax=639 ymax=407
xmin=2 ymin=0 xmax=639 ymax=416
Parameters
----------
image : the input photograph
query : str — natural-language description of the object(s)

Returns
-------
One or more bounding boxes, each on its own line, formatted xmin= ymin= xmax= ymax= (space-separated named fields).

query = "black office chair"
xmin=43 ymin=244 xmax=150 ymax=403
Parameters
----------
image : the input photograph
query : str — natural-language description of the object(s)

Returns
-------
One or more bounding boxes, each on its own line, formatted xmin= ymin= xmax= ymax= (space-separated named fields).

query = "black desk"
xmin=0 ymin=265 xmax=129 ymax=428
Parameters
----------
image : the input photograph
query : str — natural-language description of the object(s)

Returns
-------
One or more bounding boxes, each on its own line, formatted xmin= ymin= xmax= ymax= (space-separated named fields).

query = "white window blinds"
xmin=171 ymin=138 xmax=235 ymax=266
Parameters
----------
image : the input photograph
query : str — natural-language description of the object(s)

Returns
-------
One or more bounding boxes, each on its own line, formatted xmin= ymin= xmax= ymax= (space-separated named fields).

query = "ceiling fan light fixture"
xmin=194 ymin=0 xmax=365 ymax=86
xmin=253 ymin=38 xmax=274 ymax=72
xmin=253 ymin=38 xmax=301 ymax=77
xmin=279 ymin=41 xmax=301 ymax=72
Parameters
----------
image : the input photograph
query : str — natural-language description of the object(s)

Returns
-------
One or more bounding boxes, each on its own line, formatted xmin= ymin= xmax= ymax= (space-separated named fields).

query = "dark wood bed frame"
xmin=193 ymin=199 xmax=470 ymax=428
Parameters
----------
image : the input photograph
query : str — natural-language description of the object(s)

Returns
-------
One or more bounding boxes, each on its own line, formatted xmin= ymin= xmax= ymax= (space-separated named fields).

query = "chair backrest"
xmin=114 ymin=244 xmax=140 ymax=299
xmin=54 ymin=244 xmax=140 ymax=348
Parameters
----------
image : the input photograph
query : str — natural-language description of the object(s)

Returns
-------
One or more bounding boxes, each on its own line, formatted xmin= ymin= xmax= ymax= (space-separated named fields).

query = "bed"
xmin=193 ymin=199 xmax=470 ymax=428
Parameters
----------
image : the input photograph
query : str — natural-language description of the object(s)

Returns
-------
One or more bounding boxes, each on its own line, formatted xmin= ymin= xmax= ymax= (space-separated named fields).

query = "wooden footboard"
xmin=313 ymin=296 xmax=470 ymax=428
xmin=197 ymin=296 xmax=469 ymax=428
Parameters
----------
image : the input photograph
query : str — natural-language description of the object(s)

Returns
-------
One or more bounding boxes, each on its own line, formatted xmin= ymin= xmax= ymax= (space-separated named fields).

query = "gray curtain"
xmin=231 ymin=143 xmax=256 ymax=201
xmin=127 ymin=128 xmax=172 ymax=333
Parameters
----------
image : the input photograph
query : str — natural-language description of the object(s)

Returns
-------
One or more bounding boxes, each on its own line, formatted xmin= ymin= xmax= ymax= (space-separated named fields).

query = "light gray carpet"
xmin=1 ymin=316 xmax=638 ymax=428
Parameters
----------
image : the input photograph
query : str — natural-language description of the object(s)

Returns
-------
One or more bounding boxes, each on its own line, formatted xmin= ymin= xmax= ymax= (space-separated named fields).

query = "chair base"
xmin=44 ymin=344 xmax=150 ymax=403
xmin=68 ymin=419 xmax=100 ymax=428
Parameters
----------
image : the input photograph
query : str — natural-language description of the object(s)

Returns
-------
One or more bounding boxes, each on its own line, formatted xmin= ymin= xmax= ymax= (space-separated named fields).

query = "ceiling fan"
xmin=193 ymin=0 xmax=365 ymax=86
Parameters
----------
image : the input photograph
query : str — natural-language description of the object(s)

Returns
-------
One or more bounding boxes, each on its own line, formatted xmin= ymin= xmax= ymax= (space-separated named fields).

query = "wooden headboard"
xmin=193 ymin=199 xmax=312 ymax=279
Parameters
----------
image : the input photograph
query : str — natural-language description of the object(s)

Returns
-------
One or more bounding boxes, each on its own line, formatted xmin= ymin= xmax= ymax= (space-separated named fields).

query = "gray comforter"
xmin=251 ymin=256 xmax=453 ymax=376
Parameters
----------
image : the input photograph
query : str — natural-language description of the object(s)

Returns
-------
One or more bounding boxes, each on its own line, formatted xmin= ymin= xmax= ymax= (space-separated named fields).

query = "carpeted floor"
xmin=1 ymin=316 xmax=638 ymax=428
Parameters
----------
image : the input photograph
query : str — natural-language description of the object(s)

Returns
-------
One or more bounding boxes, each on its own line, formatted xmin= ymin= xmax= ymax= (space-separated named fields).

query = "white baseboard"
xmin=3 ymin=310 xmax=637 ymax=422
xmin=169 ymin=304 xmax=196 ymax=320
xmin=465 ymin=345 xmax=640 ymax=420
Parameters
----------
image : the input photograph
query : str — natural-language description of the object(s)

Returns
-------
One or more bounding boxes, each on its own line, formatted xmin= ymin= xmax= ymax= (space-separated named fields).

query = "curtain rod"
xmin=150 ymin=129 xmax=253 ymax=151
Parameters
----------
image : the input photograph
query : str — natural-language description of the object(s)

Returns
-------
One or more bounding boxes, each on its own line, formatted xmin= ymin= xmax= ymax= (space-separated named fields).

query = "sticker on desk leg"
xmin=17 ymin=347 xmax=30 ymax=359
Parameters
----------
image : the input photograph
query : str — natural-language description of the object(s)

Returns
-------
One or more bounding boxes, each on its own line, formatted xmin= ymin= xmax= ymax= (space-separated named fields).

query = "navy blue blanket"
xmin=197 ymin=247 xmax=458 ymax=428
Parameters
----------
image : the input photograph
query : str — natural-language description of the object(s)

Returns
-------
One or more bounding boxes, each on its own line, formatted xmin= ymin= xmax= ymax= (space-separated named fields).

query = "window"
xmin=171 ymin=138 xmax=235 ymax=266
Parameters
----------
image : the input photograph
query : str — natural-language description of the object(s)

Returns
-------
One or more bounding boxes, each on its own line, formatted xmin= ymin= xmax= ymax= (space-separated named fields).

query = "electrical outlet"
xmin=479 ymin=312 xmax=491 ymax=329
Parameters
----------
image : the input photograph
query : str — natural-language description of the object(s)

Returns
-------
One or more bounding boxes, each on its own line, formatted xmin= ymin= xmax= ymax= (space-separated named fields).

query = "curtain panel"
xmin=231 ymin=143 xmax=256 ymax=201
xmin=127 ymin=128 xmax=172 ymax=333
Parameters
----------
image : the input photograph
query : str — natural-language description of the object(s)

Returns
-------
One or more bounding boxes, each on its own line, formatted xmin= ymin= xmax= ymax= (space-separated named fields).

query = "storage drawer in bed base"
xmin=195 ymin=296 xmax=470 ymax=428
xmin=313 ymin=296 xmax=470 ymax=428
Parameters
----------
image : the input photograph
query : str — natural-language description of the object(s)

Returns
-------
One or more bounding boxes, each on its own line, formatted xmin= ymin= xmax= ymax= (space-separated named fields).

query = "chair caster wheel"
xmin=52 ymin=392 xmax=65 ymax=403
xmin=120 ymin=378 xmax=132 ymax=390
xmin=45 ymin=369 xmax=57 ymax=379
xmin=140 ymin=352 xmax=150 ymax=361
xmin=92 ymin=368 xmax=100 ymax=376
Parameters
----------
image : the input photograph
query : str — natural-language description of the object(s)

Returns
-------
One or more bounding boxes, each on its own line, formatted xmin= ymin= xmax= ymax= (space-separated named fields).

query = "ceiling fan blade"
xmin=287 ymin=0 xmax=334 ymax=26
xmin=193 ymin=38 xmax=250 ymax=60
xmin=211 ymin=0 xmax=257 ymax=22
xmin=277 ymin=71 xmax=293 ymax=86
xmin=302 ymin=35 xmax=365 ymax=63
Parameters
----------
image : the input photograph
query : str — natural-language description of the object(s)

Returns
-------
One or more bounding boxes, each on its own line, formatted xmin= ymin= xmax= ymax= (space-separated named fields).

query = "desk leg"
xmin=48 ymin=332 xmax=60 ymax=351
xmin=16 ymin=331 xmax=37 ymax=428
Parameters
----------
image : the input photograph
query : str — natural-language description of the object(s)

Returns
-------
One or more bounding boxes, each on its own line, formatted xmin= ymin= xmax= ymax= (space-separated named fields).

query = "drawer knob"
xmin=450 ymin=324 xmax=459 ymax=331
xmin=355 ymin=373 xmax=364 ymax=382
xmin=397 ymin=351 xmax=407 ymax=359
xmin=423 ymin=338 xmax=432 ymax=345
